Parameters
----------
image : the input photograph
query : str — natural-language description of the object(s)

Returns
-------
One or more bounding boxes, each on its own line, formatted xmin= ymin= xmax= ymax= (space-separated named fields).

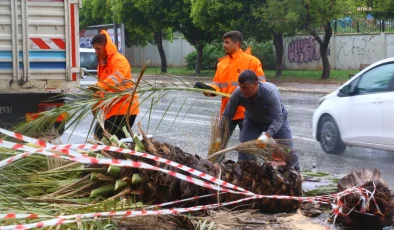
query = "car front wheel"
xmin=319 ymin=116 xmax=346 ymax=154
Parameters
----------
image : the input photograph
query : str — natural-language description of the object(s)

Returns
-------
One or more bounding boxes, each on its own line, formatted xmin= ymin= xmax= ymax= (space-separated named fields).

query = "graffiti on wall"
xmin=288 ymin=37 xmax=330 ymax=63
xmin=336 ymin=36 xmax=380 ymax=69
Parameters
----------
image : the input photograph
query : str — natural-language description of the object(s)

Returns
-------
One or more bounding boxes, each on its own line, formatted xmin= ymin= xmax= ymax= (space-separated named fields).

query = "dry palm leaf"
xmin=207 ymin=140 xmax=294 ymax=166
xmin=334 ymin=168 xmax=394 ymax=229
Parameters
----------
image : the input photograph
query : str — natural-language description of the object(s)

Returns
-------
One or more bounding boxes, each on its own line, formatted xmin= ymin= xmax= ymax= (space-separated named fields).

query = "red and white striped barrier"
xmin=30 ymin=38 xmax=66 ymax=50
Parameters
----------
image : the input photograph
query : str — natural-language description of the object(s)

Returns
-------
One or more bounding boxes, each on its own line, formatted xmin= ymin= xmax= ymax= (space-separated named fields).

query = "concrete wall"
xmin=125 ymin=37 xmax=195 ymax=67
xmin=283 ymin=35 xmax=333 ymax=70
xmin=283 ymin=33 xmax=394 ymax=70
xmin=126 ymin=33 xmax=394 ymax=69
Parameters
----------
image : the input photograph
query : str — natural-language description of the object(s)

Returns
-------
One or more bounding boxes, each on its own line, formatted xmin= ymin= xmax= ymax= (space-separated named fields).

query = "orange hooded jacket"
xmin=211 ymin=48 xmax=265 ymax=120
xmin=95 ymin=30 xmax=139 ymax=120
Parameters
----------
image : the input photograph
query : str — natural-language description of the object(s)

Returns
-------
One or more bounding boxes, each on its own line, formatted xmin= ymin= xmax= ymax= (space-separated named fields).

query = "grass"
xmin=265 ymin=69 xmax=358 ymax=83
xmin=132 ymin=67 xmax=359 ymax=83
xmin=302 ymin=171 xmax=330 ymax=178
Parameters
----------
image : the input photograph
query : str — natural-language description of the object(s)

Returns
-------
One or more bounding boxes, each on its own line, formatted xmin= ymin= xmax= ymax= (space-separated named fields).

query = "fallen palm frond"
xmin=0 ymin=123 xmax=303 ymax=229
xmin=15 ymin=60 xmax=229 ymax=141
xmin=207 ymin=139 xmax=294 ymax=166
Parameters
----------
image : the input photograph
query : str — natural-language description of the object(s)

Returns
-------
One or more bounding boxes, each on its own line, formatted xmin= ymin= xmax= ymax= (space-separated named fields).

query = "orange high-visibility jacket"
xmin=211 ymin=49 xmax=265 ymax=120
xmin=96 ymin=30 xmax=139 ymax=119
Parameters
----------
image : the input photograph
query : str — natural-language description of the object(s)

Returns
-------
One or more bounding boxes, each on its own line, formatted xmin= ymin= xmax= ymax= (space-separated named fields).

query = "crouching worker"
xmin=220 ymin=70 xmax=300 ymax=171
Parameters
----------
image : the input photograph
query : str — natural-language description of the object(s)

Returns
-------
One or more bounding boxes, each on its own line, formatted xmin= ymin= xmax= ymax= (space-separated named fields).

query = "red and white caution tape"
xmin=0 ymin=193 xmax=330 ymax=230
xmin=0 ymin=128 xmax=86 ymax=166
xmin=0 ymin=186 xmax=366 ymax=230
xmin=0 ymin=128 xmax=382 ymax=230
xmin=51 ymin=143 xmax=255 ymax=195
xmin=0 ymin=128 xmax=49 ymax=147
xmin=0 ymin=140 xmax=241 ymax=194
xmin=0 ymin=128 xmax=252 ymax=195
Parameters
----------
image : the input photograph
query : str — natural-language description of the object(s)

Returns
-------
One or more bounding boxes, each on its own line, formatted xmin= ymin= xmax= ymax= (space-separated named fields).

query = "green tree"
xmin=351 ymin=0 xmax=394 ymax=19
xmin=80 ymin=0 xmax=113 ymax=29
xmin=191 ymin=0 xmax=271 ymax=44
xmin=131 ymin=0 xmax=220 ymax=75
xmin=299 ymin=0 xmax=350 ymax=79
xmin=113 ymin=0 xmax=173 ymax=73
xmin=168 ymin=1 xmax=218 ymax=75
xmin=80 ymin=0 xmax=153 ymax=48
xmin=254 ymin=0 xmax=304 ymax=77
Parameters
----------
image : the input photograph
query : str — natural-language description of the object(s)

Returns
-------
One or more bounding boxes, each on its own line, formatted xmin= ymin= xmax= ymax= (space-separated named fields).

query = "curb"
xmin=141 ymin=76 xmax=336 ymax=94
xmin=278 ymin=87 xmax=333 ymax=94
xmin=80 ymin=79 xmax=334 ymax=95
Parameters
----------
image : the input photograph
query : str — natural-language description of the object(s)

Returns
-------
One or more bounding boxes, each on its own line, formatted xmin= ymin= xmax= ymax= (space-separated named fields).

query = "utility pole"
xmin=114 ymin=22 xmax=119 ymax=52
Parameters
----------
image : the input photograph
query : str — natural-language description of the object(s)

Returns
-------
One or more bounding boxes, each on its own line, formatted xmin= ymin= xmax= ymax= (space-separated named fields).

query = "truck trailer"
xmin=0 ymin=0 xmax=81 ymax=132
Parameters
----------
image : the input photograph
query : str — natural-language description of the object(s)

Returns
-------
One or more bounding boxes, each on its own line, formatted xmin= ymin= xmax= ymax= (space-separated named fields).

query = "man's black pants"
xmin=94 ymin=115 xmax=136 ymax=140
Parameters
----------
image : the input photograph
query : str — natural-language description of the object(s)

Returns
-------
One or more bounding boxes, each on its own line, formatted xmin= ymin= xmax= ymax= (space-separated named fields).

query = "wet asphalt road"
xmin=62 ymin=85 xmax=394 ymax=188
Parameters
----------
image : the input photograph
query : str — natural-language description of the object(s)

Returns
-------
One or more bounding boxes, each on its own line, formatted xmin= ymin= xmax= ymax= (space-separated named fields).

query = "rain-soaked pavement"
xmin=62 ymin=88 xmax=394 ymax=188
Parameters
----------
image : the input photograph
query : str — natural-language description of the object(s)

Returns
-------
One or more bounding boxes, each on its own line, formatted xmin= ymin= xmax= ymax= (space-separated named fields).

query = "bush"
xmin=185 ymin=41 xmax=276 ymax=71
xmin=250 ymin=41 xmax=276 ymax=70
xmin=185 ymin=44 xmax=224 ymax=71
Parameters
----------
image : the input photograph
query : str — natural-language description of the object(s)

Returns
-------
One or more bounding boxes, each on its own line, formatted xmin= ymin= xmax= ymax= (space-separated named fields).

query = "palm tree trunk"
xmin=133 ymin=139 xmax=303 ymax=213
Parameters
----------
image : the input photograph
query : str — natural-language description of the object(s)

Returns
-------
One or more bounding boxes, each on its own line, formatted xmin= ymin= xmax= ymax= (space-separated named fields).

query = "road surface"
xmin=62 ymin=84 xmax=394 ymax=187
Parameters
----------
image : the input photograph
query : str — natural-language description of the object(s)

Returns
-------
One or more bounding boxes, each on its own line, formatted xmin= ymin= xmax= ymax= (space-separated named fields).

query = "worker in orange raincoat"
xmin=196 ymin=31 xmax=265 ymax=137
xmin=90 ymin=30 xmax=139 ymax=139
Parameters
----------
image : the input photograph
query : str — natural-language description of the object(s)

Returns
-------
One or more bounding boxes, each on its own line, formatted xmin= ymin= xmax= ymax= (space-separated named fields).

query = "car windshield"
xmin=80 ymin=52 xmax=98 ymax=70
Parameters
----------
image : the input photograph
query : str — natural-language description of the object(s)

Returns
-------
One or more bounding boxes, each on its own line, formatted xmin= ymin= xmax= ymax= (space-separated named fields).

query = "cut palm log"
xmin=334 ymin=168 xmax=394 ymax=229
xmin=127 ymin=139 xmax=302 ymax=213
xmin=37 ymin=137 xmax=302 ymax=213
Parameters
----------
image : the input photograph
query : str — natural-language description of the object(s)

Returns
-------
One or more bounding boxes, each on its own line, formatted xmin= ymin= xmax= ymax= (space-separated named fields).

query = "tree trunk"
xmin=273 ymin=32 xmax=284 ymax=78
xmin=155 ymin=32 xmax=167 ymax=73
xmin=310 ymin=22 xmax=332 ymax=79
xmin=195 ymin=44 xmax=204 ymax=75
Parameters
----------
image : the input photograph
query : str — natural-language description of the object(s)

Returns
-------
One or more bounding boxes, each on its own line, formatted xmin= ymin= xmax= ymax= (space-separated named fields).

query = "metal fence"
xmin=331 ymin=19 xmax=394 ymax=34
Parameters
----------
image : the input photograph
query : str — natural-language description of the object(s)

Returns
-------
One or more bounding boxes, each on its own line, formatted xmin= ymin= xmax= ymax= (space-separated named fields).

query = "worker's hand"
xmin=203 ymin=91 xmax=214 ymax=97
xmin=256 ymin=132 xmax=276 ymax=145
xmin=194 ymin=82 xmax=217 ymax=97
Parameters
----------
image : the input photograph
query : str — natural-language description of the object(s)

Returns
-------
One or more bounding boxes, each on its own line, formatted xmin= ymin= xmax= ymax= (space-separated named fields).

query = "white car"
xmin=313 ymin=57 xmax=394 ymax=154
xmin=80 ymin=48 xmax=98 ymax=78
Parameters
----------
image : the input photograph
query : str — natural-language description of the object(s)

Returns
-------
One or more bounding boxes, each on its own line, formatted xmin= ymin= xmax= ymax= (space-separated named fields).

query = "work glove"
xmin=194 ymin=82 xmax=217 ymax=97
xmin=256 ymin=132 xmax=276 ymax=145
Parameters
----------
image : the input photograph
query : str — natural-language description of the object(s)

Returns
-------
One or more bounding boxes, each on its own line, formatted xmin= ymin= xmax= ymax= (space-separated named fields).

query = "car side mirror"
xmin=338 ymin=85 xmax=354 ymax=97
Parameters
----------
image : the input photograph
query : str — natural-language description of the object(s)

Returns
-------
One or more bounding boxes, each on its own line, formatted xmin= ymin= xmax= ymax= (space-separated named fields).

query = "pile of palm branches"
xmin=9 ymin=62 xmax=394 ymax=229
xmin=0 ymin=129 xmax=301 ymax=229
xmin=0 ymin=62 xmax=304 ymax=229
